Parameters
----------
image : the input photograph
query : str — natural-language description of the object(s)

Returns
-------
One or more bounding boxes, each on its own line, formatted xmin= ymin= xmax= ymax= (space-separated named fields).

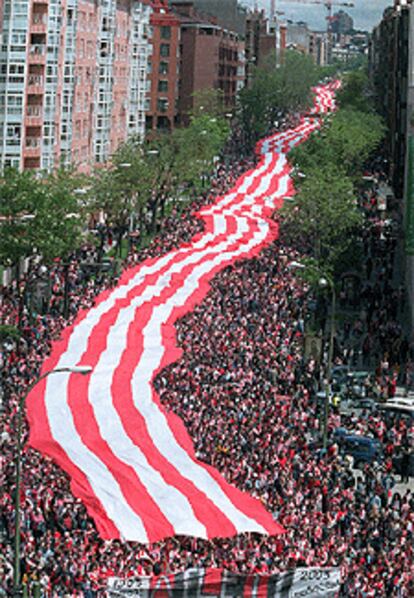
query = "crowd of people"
xmin=1 ymin=118 xmax=413 ymax=597
xmin=333 ymin=161 xmax=412 ymax=397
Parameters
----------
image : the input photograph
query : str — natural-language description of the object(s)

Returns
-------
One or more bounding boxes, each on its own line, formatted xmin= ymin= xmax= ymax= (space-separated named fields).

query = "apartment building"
xmin=172 ymin=1 xmax=245 ymax=120
xmin=146 ymin=0 xmax=180 ymax=132
xmin=245 ymin=10 xmax=277 ymax=87
xmin=0 ymin=0 xmax=152 ymax=172
xmin=369 ymin=0 xmax=414 ymax=330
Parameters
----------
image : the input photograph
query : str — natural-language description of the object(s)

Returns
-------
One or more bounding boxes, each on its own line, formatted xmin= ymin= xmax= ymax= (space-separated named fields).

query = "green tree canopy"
xmin=238 ymin=50 xmax=323 ymax=147
xmin=289 ymin=108 xmax=385 ymax=179
xmin=91 ymin=111 xmax=230 ymax=241
xmin=281 ymin=68 xmax=385 ymax=277
xmin=280 ymin=165 xmax=362 ymax=272
xmin=190 ymin=88 xmax=227 ymax=119
xmin=336 ymin=69 xmax=373 ymax=113
xmin=0 ymin=168 xmax=84 ymax=267
xmin=327 ymin=108 xmax=385 ymax=174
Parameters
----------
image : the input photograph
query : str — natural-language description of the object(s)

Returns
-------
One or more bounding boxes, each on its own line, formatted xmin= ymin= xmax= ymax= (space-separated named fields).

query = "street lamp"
xmin=13 ymin=365 xmax=93 ymax=596
xmin=318 ymin=276 xmax=336 ymax=450
xmin=288 ymin=261 xmax=335 ymax=449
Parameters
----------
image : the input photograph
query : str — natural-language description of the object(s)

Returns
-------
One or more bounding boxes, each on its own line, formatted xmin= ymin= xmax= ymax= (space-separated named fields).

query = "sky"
xmin=240 ymin=0 xmax=392 ymax=31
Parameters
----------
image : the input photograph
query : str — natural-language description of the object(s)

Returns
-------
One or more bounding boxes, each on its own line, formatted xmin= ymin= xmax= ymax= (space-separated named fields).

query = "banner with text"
xmin=107 ymin=567 xmax=341 ymax=597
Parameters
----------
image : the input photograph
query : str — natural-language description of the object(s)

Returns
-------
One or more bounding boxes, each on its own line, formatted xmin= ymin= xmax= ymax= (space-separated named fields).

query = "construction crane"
xmin=271 ymin=0 xmax=355 ymax=28
xmin=269 ymin=0 xmax=355 ymax=62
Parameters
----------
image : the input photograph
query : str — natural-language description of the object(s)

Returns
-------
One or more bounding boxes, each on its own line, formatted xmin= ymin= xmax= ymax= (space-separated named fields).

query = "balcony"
xmin=26 ymin=105 xmax=43 ymax=125
xmin=29 ymin=44 xmax=46 ymax=64
xmin=31 ymin=13 xmax=48 ymax=33
xmin=25 ymin=136 xmax=41 ymax=148
xmin=24 ymin=157 xmax=41 ymax=170
xmin=24 ymin=136 xmax=42 ymax=157
xmin=27 ymin=74 xmax=44 ymax=94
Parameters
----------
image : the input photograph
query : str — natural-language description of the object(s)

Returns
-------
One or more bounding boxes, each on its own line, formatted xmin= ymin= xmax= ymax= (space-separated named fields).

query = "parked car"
xmin=333 ymin=429 xmax=383 ymax=468
xmin=386 ymin=397 xmax=414 ymax=407
xmin=379 ymin=402 xmax=414 ymax=423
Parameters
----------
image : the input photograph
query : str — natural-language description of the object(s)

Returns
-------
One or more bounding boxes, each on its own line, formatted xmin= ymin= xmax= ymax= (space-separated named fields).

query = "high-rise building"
xmin=331 ymin=10 xmax=354 ymax=35
xmin=0 ymin=0 xmax=152 ymax=172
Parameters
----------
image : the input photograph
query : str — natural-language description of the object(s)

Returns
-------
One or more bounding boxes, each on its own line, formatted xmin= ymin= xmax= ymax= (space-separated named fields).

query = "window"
xmin=11 ymin=33 xmax=26 ymax=45
xmin=9 ymin=64 xmax=25 ymax=75
xmin=158 ymin=80 xmax=168 ymax=93
xmin=159 ymin=61 xmax=169 ymax=75
xmin=160 ymin=26 xmax=171 ymax=40
xmin=160 ymin=44 xmax=170 ymax=58
xmin=157 ymin=98 xmax=168 ymax=113
xmin=7 ymin=125 xmax=21 ymax=139
xmin=100 ymin=41 xmax=109 ymax=57
xmin=7 ymin=95 xmax=22 ymax=106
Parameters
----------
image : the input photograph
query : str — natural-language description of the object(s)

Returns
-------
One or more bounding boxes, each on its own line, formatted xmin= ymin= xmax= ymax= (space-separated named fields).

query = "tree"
xmin=38 ymin=169 xmax=86 ymax=262
xmin=191 ymin=88 xmax=226 ymax=119
xmin=92 ymin=112 xmax=230 ymax=245
xmin=280 ymin=164 xmax=362 ymax=273
xmin=281 ymin=67 xmax=385 ymax=279
xmin=336 ymin=69 xmax=373 ymax=113
xmin=0 ymin=168 xmax=84 ymax=268
xmin=0 ymin=168 xmax=43 ymax=269
xmin=289 ymin=130 xmax=342 ymax=178
xmin=277 ymin=51 xmax=319 ymax=112
xmin=238 ymin=50 xmax=320 ymax=147
xmin=289 ymin=108 xmax=385 ymax=180
xmin=326 ymin=108 xmax=385 ymax=176
xmin=174 ymin=113 xmax=230 ymax=193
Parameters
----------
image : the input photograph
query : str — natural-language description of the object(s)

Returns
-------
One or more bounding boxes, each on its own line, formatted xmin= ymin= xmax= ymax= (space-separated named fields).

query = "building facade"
xmin=369 ymin=0 xmax=414 ymax=331
xmin=285 ymin=20 xmax=310 ymax=54
xmin=146 ymin=0 xmax=180 ymax=132
xmin=0 ymin=0 xmax=152 ymax=172
xmin=172 ymin=1 xmax=244 ymax=119
xmin=245 ymin=10 xmax=277 ymax=87
xmin=192 ymin=0 xmax=247 ymax=36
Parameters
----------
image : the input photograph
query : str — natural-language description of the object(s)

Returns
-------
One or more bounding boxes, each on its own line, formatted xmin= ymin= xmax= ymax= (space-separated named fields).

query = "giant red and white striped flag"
xmin=27 ymin=84 xmax=339 ymax=543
